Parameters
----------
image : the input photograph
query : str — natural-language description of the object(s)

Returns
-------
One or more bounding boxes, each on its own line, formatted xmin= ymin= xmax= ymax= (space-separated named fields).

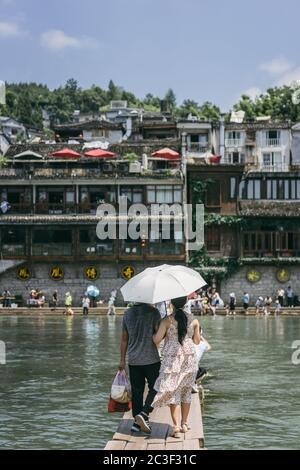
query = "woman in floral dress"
xmin=152 ymin=296 xmax=200 ymax=437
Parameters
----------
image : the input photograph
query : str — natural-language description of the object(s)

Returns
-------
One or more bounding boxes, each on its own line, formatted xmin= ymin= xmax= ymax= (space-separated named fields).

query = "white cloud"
xmin=40 ymin=29 xmax=98 ymax=51
xmin=0 ymin=20 xmax=25 ymax=37
xmin=275 ymin=67 xmax=300 ymax=87
xmin=260 ymin=57 xmax=292 ymax=76
xmin=243 ymin=87 xmax=262 ymax=100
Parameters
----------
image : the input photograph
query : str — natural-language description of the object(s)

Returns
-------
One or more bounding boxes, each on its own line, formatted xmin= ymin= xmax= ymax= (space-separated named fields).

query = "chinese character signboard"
xmin=277 ymin=268 xmax=290 ymax=283
xmin=122 ymin=266 xmax=135 ymax=280
xmin=84 ymin=266 xmax=99 ymax=280
xmin=246 ymin=270 xmax=261 ymax=283
xmin=17 ymin=266 xmax=31 ymax=280
xmin=50 ymin=266 xmax=64 ymax=281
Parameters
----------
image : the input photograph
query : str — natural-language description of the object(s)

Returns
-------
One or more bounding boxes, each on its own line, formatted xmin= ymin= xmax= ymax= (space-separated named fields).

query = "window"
xmin=120 ymin=187 xmax=143 ymax=204
xmin=79 ymin=229 xmax=113 ymax=255
xmin=205 ymin=226 xmax=221 ymax=251
xmin=230 ymin=177 xmax=237 ymax=199
xmin=243 ymin=231 xmax=300 ymax=256
xmin=32 ymin=229 xmax=72 ymax=256
xmin=262 ymin=152 xmax=282 ymax=167
xmin=0 ymin=228 xmax=25 ymax=256
xmin=146 ymin=185 xmax=182 ymax=204
xmin=265 ymin=130 xmax=280 ymax=144
xmin=247 ymin=180 xmax=261 ymax=199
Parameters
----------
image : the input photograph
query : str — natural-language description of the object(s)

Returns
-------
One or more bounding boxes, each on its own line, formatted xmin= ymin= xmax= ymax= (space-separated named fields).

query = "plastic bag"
xmin=108 ymin=397 xmax=132 ymax=413
xmin=110 ymin=370 xmax=131 ymax=404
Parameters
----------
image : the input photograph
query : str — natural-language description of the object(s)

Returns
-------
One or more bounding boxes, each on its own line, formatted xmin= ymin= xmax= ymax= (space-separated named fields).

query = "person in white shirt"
xmin=82 ymin=296 xmax=90 ymax=315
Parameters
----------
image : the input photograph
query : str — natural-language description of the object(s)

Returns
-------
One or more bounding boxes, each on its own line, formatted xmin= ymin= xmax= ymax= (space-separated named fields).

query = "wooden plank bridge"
xmin=104 ymin=393 xmax=204 ymax=451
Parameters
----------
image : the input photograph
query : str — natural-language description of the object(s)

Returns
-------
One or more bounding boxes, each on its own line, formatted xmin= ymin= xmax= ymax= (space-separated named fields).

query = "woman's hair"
xmin=171 ymin=296 xmax=188 ymax=345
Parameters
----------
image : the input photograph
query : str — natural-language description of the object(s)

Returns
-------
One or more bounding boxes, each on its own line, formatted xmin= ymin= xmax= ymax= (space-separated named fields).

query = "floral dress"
xmin=152 ymin=314 xmax=198 ymax=407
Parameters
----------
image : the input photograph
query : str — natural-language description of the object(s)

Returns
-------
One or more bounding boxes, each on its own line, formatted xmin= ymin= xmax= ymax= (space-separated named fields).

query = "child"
xmin=107 ymin=288 xmax=117 ymax=315
xmin=275 ymin=299 xmax=281 ymax=315
xmin=226 ymin=293 xmax=236 ymax=315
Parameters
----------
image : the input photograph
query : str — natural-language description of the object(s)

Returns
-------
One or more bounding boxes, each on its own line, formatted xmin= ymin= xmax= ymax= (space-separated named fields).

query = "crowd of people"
xmin=185 ymin=285 xmax=298 ymax=316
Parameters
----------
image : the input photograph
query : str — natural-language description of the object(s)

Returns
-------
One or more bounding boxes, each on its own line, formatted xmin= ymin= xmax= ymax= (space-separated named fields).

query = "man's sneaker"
xmin=135 ymin=413 xmax=151 ymax=434
xmin=131 ymin=422 xmax=141 ymax=433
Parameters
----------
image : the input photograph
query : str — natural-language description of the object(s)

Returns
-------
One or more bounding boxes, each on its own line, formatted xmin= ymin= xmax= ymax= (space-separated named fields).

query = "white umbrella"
xmin=120 ymin=264 xmax=207 ymax=304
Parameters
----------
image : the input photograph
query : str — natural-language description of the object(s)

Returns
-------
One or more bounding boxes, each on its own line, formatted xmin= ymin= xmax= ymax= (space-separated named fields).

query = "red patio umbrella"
xmin=84 ymin=149 xmax=116 ymax=158
xmin=51 ymin=148 xmax=81 ymax=159
xmin=151 ymin=147 xmax=180 ymax=160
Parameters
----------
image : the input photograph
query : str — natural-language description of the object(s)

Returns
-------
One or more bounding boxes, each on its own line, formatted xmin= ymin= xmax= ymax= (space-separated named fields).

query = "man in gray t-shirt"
xmin=119 ymin=303 xmax=161 ymax=433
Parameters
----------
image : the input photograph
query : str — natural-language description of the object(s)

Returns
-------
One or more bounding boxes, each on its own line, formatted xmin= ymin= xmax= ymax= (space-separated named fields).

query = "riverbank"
xmin=1 ymin=306 xmax=300 ymax=316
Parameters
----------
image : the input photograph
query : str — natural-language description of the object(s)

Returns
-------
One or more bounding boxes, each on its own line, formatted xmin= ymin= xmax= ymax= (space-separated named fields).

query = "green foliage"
xmin=189 ymin=246 xmax=241 ymax=280
xmin=205 ymin=213 xmax=245 ymax=227
xmin=164 ymin=88 xmax=177 ymax=111
xmin=233 ymin=86 xmax=300 ymax=121
xmin=0 ymin=155 xmax=8 ymax=168
xmin=3 ymin=80 xmax=300 ymax=132
xmin=124 ymin=152 xmax=139 ymax=162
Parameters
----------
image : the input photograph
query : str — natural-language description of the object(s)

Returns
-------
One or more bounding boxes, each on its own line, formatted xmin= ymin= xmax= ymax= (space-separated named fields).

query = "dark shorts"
xmin=243 ymin=302 xmax=249 ymax=309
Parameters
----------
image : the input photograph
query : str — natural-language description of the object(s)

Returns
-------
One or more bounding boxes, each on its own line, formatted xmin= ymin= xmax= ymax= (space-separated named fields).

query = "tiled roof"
xmin=5 ymin=140 xmax=181 ymax=159
xmin=53 ymin=120 xmax=123 ymax=131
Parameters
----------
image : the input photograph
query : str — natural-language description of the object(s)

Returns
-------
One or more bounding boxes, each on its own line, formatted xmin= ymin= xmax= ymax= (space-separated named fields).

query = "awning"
xmin=84 ymin=149 xmax=116 ymax=158
xmin=13 ymin=150 xmax=43 ymax=159
xmin=151 ymin=147 xmax=180 ymax=160
xmin=51 ymin=148 xmax=81 ymax=159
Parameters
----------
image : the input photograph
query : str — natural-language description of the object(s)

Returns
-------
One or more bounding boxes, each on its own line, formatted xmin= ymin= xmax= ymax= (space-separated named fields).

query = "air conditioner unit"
xmin=129 ymin=162 xmax=142 ymax=173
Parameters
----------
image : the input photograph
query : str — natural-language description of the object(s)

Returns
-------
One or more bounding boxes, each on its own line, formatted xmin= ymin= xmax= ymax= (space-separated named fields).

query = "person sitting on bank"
xmin=264 ymin=296 xmax=272 ymax=315
xmin=255 ymin=297 xmax=264 ymax=315
xmin=2 ymin=289 xmax=12 ymax=308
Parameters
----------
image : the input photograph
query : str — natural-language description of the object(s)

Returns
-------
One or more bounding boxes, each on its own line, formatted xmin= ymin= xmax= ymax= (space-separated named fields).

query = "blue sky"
xmin=0 ymin=0 xmax=300 ymax=110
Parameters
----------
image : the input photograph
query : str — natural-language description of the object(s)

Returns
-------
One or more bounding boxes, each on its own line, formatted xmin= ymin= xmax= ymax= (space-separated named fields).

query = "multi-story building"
xmin=0 ymin=139 xmax=185 ymax=305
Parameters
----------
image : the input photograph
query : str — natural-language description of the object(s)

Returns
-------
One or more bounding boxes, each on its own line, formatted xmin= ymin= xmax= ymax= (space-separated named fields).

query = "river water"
xmin=0 ymin=315 xmax=300 ymax=450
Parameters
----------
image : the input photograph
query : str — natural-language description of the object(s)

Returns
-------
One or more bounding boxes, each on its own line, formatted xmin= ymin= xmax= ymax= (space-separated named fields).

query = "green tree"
xmin=164 ymin=88 xmax=176 ymax=112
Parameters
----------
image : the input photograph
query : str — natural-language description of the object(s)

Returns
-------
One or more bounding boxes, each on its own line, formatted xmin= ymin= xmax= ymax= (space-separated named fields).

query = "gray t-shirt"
xmin=122 ymin=303 xmax=161 ymax=366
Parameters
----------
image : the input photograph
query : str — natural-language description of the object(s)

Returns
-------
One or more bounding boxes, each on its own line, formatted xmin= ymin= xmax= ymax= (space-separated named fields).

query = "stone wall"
xmin=220 ymin=265 xmax=300 ymax=305
xmin=0 ymin=260 xmax=183 ymax=307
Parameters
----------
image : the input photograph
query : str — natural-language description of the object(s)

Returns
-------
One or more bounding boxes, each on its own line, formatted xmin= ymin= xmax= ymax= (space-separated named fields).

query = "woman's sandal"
xmin=181 ymin=422 xmax=191 ymax=433
xmin=171 ymin=426 xmax=181 ymax=438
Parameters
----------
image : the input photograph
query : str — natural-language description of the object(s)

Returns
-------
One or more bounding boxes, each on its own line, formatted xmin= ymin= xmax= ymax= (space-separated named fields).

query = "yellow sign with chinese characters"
xmin=122 ymin=266 xmax=135 ymax=280
xmin=50 ymin=266 xmax=64 ymax=281
xmin=84 ymin=266 xmax=99 ymax=280
xmin=277 ymin=268 xmax=290 ymax=283
xmin=246 ymin=270 xmax=261 ymax=283
xmin=17 ymin=266 xmax=31 ymax=280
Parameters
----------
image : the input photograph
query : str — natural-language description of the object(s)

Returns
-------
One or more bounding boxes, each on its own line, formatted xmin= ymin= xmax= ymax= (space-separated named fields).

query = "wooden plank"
xmin=104 ymin=440 xmax=127 ymax=450
xmin=165 ymin=441 xmax=183 ymax=450
xmin=125 ymin=441 xmax=148 ymax=450
xmin=147 ymin=443 xmax=165 ymax=451
xmin=183 ymin=394 xmax=204 ymax=442
xmin=183 ymin=439 xmax=200 ymax=450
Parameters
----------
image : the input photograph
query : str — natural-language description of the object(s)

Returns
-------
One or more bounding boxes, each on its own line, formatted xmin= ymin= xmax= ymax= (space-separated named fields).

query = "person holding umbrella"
xmin=86 ymin=285 xmax=100 ymax=308
xmin=119 ymin=264 xmax=206 ymax=435
xmin=151 ymin=296 xmax=200 ymax=438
